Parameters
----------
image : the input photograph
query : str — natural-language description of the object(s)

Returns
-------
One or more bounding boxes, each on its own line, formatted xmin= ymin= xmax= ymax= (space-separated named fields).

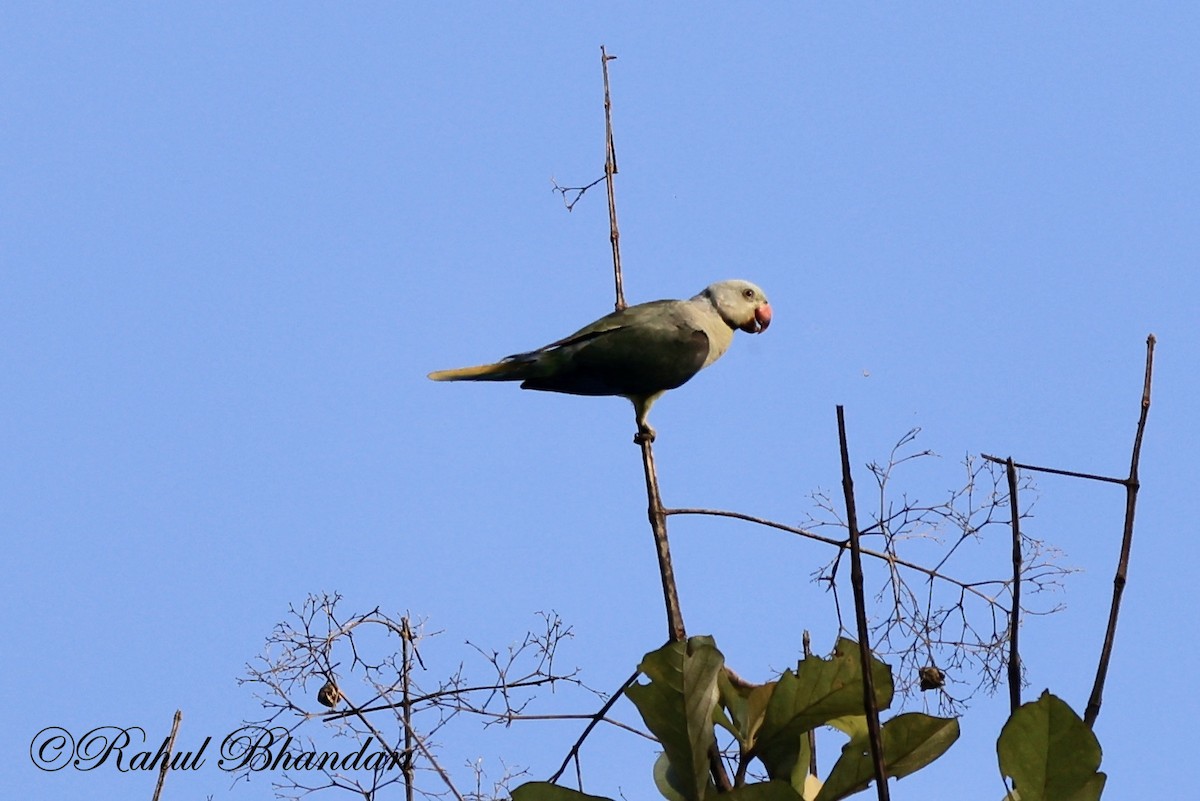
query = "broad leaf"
xmin=816 ymin=713 xmax=959 ymax=801
xmin=997 ymin=691 xmax=1106 ymax=801
xmin=826 ymin=715 xmax=867 ymax=741
xmin=652 ymin=752 xmax=690 ymax=801
xmin=718 ymin=669 xmax=777 ymax=750
xmin=755 ymin=638 xmax=893 ymax=781
xmin=511 ymin=782 xmax=615 ymax=801
xmin=721 ymin=780 xmax=806 ymax=801
xmin=626 ymin=637 xmax=724 ymax=801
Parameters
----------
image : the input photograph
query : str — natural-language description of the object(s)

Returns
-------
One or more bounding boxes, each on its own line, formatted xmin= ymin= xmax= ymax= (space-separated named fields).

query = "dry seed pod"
xmin=317 ymin=680 xmax=342 ymax=708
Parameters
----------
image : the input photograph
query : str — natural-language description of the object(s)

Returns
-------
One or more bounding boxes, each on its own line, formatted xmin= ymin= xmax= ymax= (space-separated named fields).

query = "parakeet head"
xmin=699 ymin=280 xmax=772 ymax=333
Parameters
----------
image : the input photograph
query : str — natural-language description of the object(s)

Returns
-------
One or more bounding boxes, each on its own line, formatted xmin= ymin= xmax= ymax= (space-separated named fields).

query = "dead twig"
xmin=548 ymin=670 xmax=641 ymax=786
xmin=666 ymin=507 xmax=1006 ymax=607
xmin=150 ymin=710 xmax=182 ymax=801
xmin=600 ymin=45 xmax=624 ymax=311
xmin=1005 ymin=458 xmax=1022 ymax=714
xmin=1084 ymin=333 xmax=1156 ymax=727
xmin=836 ymin=406 xmax=889 ymax=801
xmin=980 ymin=455 xmax=1125 ymax=486
xmin=551 ymin=175 xmax=606 ymax=212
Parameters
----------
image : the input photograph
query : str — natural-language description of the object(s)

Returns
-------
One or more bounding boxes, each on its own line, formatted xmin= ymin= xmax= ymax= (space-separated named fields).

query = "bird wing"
xmin=517 ymin=299 xmax=713 ymax=398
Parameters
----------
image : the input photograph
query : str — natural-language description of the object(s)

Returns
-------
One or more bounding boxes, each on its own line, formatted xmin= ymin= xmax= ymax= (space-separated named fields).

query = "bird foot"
xmin=633 ymin=425 xmax=657 ymax=445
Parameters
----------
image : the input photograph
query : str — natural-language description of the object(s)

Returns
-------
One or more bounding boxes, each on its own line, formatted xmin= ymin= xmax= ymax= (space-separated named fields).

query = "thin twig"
xmin=150 ymin=710 xmax=182 ymax=801
xmin=551 ymin=175 xmax=606 ymax=212
xmin=487 ymin=711 xmax=653 ymax=739
xmin=1084 ymin=333 xmax=1156 ymax=727
xmin=322 ymin=675 xmax=566 ymax=721
xmin=666 ymin=507 xmax=1005 ymax=607
xmin=980 ymin=454 xmax=1125 ymax=486
xmin=345 ymin=687 xmax=464 ymax=801
xmin=600 ymin=45 xmax=624 ymax=311
xmin=402 ymin=617 xmax=415 ymax=801
xmin=1005 ymin=458 xmax=1022 ymax=714
xmin=548 ymin=670 xmax=641 ymax=785
xmin=836 ymin=406 xmax=890 ymax=801
xmin=803 ymin=631 xmax=818 ymax=778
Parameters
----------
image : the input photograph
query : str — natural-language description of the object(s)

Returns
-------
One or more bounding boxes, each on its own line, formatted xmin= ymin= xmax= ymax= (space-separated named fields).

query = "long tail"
xmin=427 ymin=358 xmax=534 ymax=382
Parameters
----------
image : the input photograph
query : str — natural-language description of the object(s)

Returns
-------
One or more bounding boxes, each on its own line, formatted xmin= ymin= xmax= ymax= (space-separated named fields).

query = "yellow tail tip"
xmin=427 ymin=362 xmax=515 ymax=382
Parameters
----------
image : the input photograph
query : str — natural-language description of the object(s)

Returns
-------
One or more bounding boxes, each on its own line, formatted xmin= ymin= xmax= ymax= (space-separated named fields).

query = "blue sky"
xmin=4 ymin=4 xmax=1197 ymax=799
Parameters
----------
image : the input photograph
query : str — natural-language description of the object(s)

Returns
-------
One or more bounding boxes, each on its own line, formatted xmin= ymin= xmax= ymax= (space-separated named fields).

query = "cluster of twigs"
xmin=236 ymin=594 xmax=588 ymax=801
xmin=803 ymin=440 xmax=1069 ymax=708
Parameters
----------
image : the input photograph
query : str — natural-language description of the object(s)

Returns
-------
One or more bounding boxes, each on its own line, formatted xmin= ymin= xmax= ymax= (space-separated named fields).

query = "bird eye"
xmin=742 ymin=288 xmax=755 ymax=299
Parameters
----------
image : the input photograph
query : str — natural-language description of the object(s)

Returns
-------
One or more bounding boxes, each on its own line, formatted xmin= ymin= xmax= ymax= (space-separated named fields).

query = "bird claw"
xmin=633 ymin=425 xmax=657 ymax=444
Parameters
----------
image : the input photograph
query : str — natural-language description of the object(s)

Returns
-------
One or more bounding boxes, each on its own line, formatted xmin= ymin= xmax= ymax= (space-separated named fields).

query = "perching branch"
xmin=592 ymin=47 xmax=725 ymax=791
xmin=587 ymin=48 xmax=685 ymax=643
xmin=836 ymin=406 xmax=890 ymax=801
xmin=640 ymin=437 xmax=687 ymax=643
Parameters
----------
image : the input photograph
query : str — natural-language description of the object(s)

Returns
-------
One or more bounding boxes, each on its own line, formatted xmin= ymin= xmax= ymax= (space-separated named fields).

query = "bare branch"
xmin=150 ymin=710 xmax=182 ymax=801
xmin=550 ymin=175 xmax=606 ymax=212
xmin=836 ymin=406 xmax=890 ymax=801
xmin=1005 ymin=458 xmax=1022 ymax=714
xmin=1085 ymin=333 xmax=1156 ymax=727
xmin=600 ymin=45 xmax=624 ymax=310
xmin=981 ymin=454 xmax=1125 ymax=486
xmin=639 ymin=438 xmax=687 ymax=642
xmin=548 ymin=670 xmax=641 ymax=786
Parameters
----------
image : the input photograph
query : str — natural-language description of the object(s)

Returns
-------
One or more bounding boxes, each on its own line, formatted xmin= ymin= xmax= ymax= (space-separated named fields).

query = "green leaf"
xmin=718 ymin=669 xmax=777 ymax=750
xmin=997 ymin=691 xmax=1106 ymax=801
xmin=721 ymin=780 xmax=806 ymax=801
xmin=815 ymin=713 xmax=959 ymax=801
xmin=754 ymin=638 xmax=894 ymax=781
xmin=511 ymin=782 xmax=615 ymax=801
xmin=652 ymin=752 xmax=691 ymax=801
xmin=626 ymin=637 xmax=724 ymax=801
xmin=826 ymin=715 xmax=868 ymax=741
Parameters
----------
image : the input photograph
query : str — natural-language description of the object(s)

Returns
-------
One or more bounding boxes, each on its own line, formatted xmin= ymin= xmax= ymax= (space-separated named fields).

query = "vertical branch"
xmin=835 ymin=406 xmax=890 ymax=801
xmin=150 ymin=709 xmax=182 ymax=801
xmin=600 ymin=45 xmax=625 ymax=311
xmin=402 ymin=617 xmax=415 ymax=801
xmin=595 ymin=47 xmax=683 ymax=643
xmin=1085 ymin=333 xmax=1156 ymax=727
xmin=803 ymin=630 xmax=819 ymax=778
xmin=594 ymin=45 xmax=682 ymax=642
xmin=640 ymin=438 xmax=686 ymax=642
xmin=1005 ymin=458 xmax=1022 ymax=714
xmin=594 ymin=46 xmax=715 ymax=786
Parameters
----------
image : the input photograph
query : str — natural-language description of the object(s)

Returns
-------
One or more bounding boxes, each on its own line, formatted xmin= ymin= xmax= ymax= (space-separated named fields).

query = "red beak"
xmin=740 ymin=302 xmax=772 ymax=333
